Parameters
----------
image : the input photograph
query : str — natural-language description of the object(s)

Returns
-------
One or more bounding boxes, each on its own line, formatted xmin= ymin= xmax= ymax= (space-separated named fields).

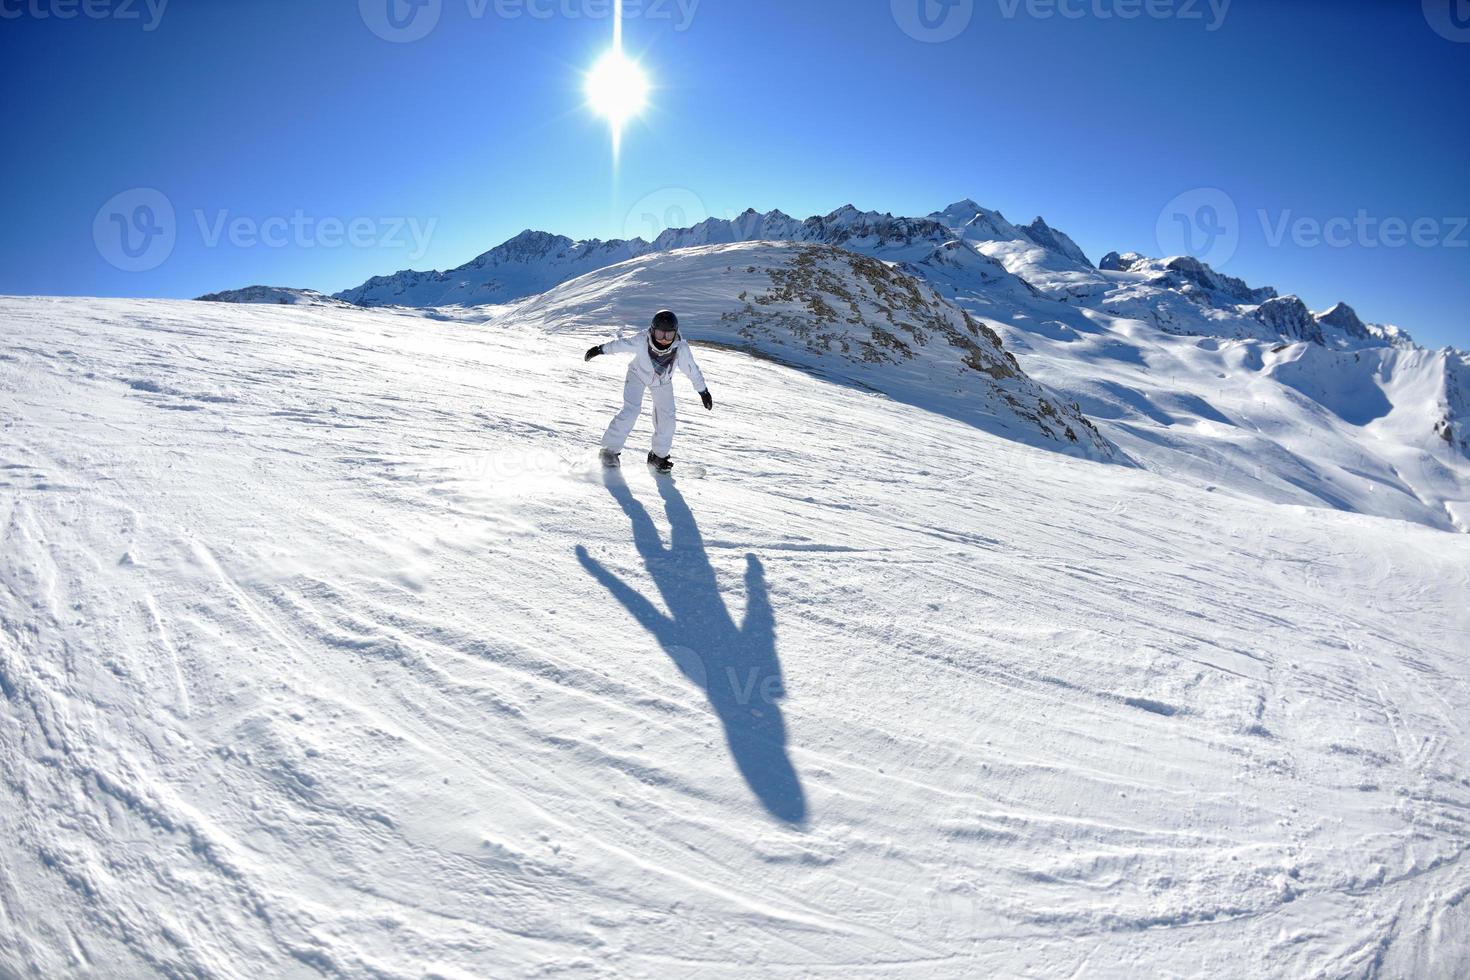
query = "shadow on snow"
xmin=575 ymin=470 xmax=807 ymax=825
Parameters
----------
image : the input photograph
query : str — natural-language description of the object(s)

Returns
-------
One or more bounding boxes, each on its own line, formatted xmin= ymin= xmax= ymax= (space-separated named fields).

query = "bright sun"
xmin=585 ymin=48 xmax=648 ymax=143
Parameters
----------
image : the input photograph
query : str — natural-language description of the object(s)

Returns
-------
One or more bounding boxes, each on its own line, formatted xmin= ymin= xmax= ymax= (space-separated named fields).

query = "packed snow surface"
xmin=1 ymin=296 xmax=1468 ymax=978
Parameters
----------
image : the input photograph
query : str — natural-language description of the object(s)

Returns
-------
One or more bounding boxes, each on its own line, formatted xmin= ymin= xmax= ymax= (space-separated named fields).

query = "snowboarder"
xmin=584 ymin=310 xmax=713 ymax=473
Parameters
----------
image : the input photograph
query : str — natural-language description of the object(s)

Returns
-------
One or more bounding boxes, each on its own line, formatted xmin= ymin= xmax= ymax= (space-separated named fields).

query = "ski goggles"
xmin=651 ymin=327 xmax=679 ymax=343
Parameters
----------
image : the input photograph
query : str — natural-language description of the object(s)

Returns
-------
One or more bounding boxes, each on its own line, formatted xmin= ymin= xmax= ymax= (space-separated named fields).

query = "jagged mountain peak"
xmin=1099 ymin=250 xmax=1146 ymax=271
xmin=461 ymin=229 xmax=585 ymax=270
xmin=926 ymin=203 xmax=1098 ymax=269
xmin=1316 ymin=301 xmax=1367 ymax=336
xmin=933 ymin=198 xmax=997 ymax=222
xmin=928 ymin=198 xmax=1011 ymax=234
xmin=507 ymin=227 xmax=561 ymax=244
xmin=196 ymin=285 xmax=353 ymax=308
xmin=803 ymin=208 xmax=950 ymax=246
xmin=824 ymin=203 xmax=866 ymax=221
xmin=1254 ymin=295 xmax=1323 ymax=345
xmin=493 ymin=228 xmax=573 ymax=253
xmin=1022 ymin=216 xmax=1093 ymax=268
xmin=1102 ymin=250 xmax=1277 ymax=306
xmin=1315 ymin=301 xmax=1416 ymax=349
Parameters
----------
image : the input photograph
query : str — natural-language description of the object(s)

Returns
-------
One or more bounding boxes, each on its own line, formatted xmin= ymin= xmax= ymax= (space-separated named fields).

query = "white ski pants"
xmin=602 ymin=374 xmax=677 ymax=457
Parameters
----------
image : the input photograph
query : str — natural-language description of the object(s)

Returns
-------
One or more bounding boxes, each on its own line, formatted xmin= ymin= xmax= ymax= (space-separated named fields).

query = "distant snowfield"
xmin=2 ymin=297 xmax=1468 ymax=978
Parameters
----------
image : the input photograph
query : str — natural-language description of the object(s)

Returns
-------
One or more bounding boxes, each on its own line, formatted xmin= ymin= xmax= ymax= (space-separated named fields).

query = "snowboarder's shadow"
xmin=575 ymin=472 xmax=806 ymax=825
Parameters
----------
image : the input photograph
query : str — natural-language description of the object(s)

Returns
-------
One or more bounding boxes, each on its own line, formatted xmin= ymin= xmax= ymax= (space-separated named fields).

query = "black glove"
xmin=584 ymin=345 xmax=603 ymax=362
xmin=700 ymin=389 xmax=713 ymax=411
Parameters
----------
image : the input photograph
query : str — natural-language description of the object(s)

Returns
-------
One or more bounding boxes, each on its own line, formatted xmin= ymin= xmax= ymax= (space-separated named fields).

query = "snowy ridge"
xmin=1099 ymin=251 xmax=1280 ymax=307
xmin=1020 ymin=216 xmax=1093 ymax=269
xmin=2 ymin=295 xmax=1467 ymax=977
xmin=1315 ymin=300 xmax=1414 ymax=349
xmin=511 ymin=241 xmax=1115 ymax=461
xmin=196 ymin=285 xmax=355 ymax=308
xmin=1064 ymin=252 xmax=1412 ymax=353
xmin=333 ymin=230 xmax=654 ymax=309
xmin=330 ymin=200 xmax=1093 ymax=310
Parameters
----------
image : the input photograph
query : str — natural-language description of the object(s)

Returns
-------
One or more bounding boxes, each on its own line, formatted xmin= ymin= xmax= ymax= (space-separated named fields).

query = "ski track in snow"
xmin=1 ymin=297 xmax=1467 ymax=978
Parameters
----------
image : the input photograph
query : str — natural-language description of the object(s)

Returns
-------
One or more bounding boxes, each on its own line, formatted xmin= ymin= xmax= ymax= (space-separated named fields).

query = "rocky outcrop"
xmin=1254 ymin=296 xmax=1324 ymax=346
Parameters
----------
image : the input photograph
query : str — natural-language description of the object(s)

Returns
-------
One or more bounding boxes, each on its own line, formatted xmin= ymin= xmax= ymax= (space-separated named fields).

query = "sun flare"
xmin=585 ymin=48 xmax=648 ymax=156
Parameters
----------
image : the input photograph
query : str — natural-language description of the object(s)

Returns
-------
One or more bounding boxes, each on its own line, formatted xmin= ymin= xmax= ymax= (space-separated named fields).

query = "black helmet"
xmin=649 ymin=310 xmax=680 ymax=353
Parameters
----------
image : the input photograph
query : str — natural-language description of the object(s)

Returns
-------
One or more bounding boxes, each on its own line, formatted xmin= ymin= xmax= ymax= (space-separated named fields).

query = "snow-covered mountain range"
xmin=329 ymin=198 xmax=1408 ymax=353
xmin=331 ymin=201 xmax=1093 ymax=311
xmin=290 ymin=198 xmax=1469 ymax=532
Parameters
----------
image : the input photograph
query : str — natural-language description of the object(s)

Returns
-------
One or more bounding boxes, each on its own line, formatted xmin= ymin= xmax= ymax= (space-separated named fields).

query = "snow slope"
xmin=953 ymin=241 xmax=1470 ymax=533
xmin=2 ymin=296 xmax=1468 ymax=978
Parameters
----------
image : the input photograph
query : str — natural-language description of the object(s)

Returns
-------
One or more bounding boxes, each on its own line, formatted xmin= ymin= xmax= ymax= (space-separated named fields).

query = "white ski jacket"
xmin=602 ymin=328 xmax=708 ymax=391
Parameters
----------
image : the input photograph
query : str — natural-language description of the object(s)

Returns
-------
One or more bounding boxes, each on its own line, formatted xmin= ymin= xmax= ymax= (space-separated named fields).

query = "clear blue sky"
xmin=2 ymin=0 xmax=1467 ymax=347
